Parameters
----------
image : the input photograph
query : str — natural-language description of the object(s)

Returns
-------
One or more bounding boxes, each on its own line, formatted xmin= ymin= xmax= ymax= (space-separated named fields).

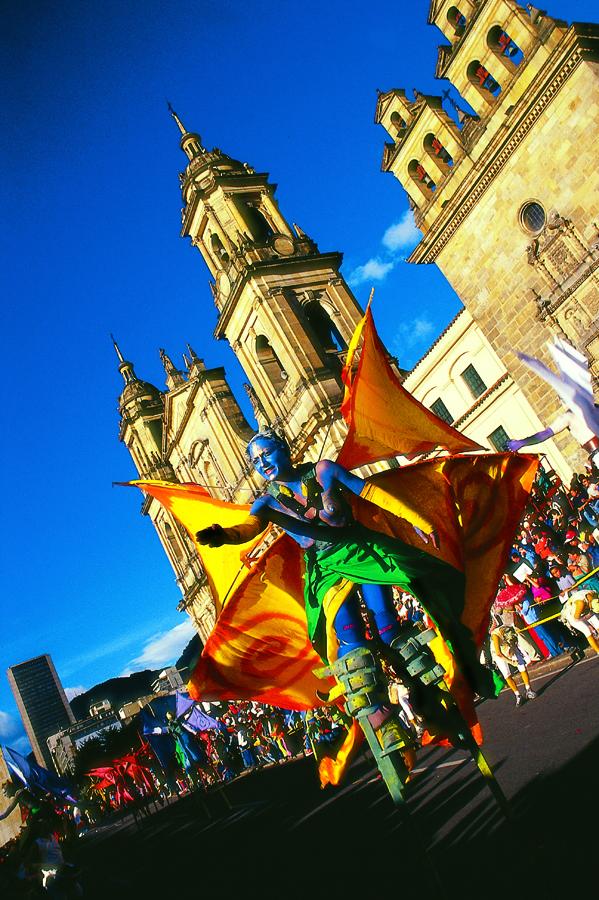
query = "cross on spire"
xmin=167 ymin=101 xmax=187 ymax=136
xmin=442 ymin=88 xmax=476 ymax=125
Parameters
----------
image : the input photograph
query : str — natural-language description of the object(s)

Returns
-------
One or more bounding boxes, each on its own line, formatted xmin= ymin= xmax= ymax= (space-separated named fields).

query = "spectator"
xmin=567 ymin=548 xmax=592 ymax=579
xmin=560 ymin=589 xmax=599 ymax=655
xmin=521 ymin=569 xmax=582 ymax=660
xmin=579 ymin=533 xmax=599 ymax=568
xmin=489 ymin=612 xmax=538 ymax=707
xmin=549 ymin=562 xmax=576 ymax=595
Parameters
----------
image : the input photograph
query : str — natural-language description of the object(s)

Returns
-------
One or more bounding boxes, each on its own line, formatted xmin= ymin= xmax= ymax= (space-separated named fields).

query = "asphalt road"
xmin=75 ymin=651 xmax=599 ymax=900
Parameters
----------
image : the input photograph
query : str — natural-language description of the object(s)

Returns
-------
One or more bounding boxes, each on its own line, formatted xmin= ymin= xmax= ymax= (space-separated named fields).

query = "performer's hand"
xmin=195 ymin=524 xmax=226 ymax=547
xmin=413 ymin=526 xmax=428 ymax=544
xmin=413 ymin=527 xmax=440 ymax=550
xmin=506 ymin=439 xmax=524 ymax=452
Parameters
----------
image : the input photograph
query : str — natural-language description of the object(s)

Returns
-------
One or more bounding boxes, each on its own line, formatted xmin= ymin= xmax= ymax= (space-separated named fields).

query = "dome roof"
xmin=120 ymin=378 xmax=162 ymax=406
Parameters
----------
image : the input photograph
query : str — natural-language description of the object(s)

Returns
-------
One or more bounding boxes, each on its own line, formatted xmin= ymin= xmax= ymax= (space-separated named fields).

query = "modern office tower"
xmin=7 ymin=654 xmax=75 ymax=771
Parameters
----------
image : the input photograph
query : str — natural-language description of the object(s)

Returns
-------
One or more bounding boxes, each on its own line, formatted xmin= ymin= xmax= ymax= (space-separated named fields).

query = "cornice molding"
xmin=452 ymin=372 xmax=510 ymax=429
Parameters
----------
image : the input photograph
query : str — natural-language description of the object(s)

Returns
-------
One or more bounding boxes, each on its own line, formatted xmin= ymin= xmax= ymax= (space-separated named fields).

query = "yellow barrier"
xmin=513 ymin=566 xmax=599 ymax=633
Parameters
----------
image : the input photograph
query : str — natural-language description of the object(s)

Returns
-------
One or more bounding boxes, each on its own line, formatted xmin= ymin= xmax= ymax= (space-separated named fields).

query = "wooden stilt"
xmin=359 ymin=717 xmax=408 ymax=806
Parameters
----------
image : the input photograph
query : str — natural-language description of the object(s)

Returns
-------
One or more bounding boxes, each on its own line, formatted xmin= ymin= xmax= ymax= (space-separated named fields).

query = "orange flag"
xmin=337 ymin=306 xmax=481 ymax=468
xmin=122 ymin=481 xmax=333 ymax=710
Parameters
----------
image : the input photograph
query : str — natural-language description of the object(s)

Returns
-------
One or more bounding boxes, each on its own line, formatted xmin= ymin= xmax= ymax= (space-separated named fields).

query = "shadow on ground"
xmin=71 ymin=732 xmax=599 ymax=900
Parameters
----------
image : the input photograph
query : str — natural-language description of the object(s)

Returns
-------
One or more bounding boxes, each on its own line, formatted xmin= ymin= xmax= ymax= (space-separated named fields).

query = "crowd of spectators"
xmin=477 ymin=453 xmax=599 ymax=704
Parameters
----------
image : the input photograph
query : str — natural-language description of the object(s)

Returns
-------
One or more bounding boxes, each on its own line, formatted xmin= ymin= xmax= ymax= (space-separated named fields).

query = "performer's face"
xmin=249 ymin=437 xmax=292 ymax=482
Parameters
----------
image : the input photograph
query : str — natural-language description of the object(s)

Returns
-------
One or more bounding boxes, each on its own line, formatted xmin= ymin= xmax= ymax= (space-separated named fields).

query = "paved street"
xmin=76 ymin=652 xmax=599 ymax=900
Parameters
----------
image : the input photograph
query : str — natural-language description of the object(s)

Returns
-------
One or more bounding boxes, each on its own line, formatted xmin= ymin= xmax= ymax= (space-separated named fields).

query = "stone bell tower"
xmin=375 ymin=2 xmax=599 ymax=468
xmin=115 ymin=113 xmax=374 ymax=640
xmin=171 ymin=106 xmax=365 ymax=461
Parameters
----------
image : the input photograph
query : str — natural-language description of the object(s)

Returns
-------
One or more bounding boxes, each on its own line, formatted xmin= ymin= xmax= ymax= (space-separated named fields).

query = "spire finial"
xmin=167 ymin=100 xmax=187 ymax=136
xmin=159 ymin=347 xmax=186 ymax=388
xmin=441 ymin=88 xmax=478 ymax=125
xmin=110 ymin=333 xmax=125 ymax=364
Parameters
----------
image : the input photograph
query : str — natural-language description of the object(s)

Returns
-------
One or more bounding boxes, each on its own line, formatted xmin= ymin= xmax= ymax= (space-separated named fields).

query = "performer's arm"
xmin=506 ymin=427 xmax=555 ymax=452
xmin=195 ymin=514 xmax=266 ymax=547
xmin=195 ymin=499 xmax=339 ymax=547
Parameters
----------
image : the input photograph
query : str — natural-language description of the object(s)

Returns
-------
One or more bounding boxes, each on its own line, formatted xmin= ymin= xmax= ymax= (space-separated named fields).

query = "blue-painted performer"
xmin=195 ymin=427 xmax=497 ymax=757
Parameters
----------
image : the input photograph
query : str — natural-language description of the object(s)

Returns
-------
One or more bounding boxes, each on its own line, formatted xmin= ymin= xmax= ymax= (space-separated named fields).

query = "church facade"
xmin=115 ymin=112 xmax=365 ymax=640
xmin=375 ymin=0 xmax=599 ymax=470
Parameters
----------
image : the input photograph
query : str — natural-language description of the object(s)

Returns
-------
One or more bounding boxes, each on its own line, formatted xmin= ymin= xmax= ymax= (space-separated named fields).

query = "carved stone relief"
xmin=526 ymin=210 xmax=589 ymax=293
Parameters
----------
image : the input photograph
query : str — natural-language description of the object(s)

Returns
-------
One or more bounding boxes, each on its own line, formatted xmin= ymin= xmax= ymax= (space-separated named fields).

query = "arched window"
xmin=390 ymin=111 xmax=407 ymax=136
xmin=423 ymin=133 xmax=453 ymax=169
xmin=241 ymin=202 xmax=274 ymax=242
xmin=164 ymin=521 xmax=184 ymax=564
xmin=447 ymin=6 xmax=467 ymax=36
xmin=408 ymin=159 xmax=437 ymax=197
xmin=210 ymin=232 xmax=230 ymax=264
xmin=255 ymin=334 xmax=288 ymax=390
xmin=304 ymin=300 xmax=346 ymax=353
xmin=487 ymin=26 xmax=524 ymax=66
xmin=467 ymin=60 xmax=502 ymax=100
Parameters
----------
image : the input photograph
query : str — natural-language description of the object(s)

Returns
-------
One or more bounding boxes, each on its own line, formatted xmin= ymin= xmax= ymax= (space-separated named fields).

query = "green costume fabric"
xmin=303 ymin=525 xmax=494 ymax=697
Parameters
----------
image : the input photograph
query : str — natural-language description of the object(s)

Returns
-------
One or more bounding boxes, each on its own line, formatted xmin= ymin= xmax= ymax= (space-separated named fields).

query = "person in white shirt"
xmin=560 ymin=589 xmax=599 ymax=654
xmin=489 ymin=612 xmax=538 ymax=707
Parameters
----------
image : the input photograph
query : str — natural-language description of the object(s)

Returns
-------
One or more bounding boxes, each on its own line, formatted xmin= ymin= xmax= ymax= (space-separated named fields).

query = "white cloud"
xmin=382 ymin=210 xmax=420 ymax=252
xmin=347 ymin=209 xmax=420 ymax=289
xmin=125 ymin=619 xmax=196 ymax=672
xmin=392 ymin=316 xmax=436 ymax=353
xmin=64 ymin=686 xmax=86 ymax=701
xmin=348 ymin=257 xmax=395 ymax=287
xmin=60 ymin=624 xmax=166 ymax=678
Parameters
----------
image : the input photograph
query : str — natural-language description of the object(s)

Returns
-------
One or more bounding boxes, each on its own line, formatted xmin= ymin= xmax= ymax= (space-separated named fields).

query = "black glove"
xmin=195 ymin=524 xmax=226 ymax=547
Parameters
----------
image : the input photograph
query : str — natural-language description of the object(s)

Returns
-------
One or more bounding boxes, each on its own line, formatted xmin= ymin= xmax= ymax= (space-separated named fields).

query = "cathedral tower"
xmin=376 ymin=2 xmax=599 ymax=467
xmin=172 ymin=107 xmax=365 ymax=461
xmin=116 ymin=113 xmax=372 ymax=639
xmin=114 ymin=336 xmax=169 ymax=480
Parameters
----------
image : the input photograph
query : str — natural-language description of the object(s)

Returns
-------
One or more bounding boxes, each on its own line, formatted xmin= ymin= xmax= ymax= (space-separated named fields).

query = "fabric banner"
xmin=183 ymin=706 xmax=220 ymax=733
xmin=130 ymin=451 xmax=536 ymax=714
xmin=337 ymin=307 xmax=481 ymax=468
xmin=1 ymin=745 xmax=77 ymax=803
xmin=175 ymin=691 xmax=196 ymax=719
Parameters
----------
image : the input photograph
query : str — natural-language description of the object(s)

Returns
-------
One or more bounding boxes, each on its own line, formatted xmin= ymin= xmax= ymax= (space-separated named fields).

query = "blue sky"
xmin=1 ymin=0 xmax=595 ymax=755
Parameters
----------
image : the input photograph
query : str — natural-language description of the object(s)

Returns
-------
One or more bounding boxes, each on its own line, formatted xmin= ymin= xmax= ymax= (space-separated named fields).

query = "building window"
xmin=256 ymin=334 xmax=288 ymax=389
xmin=430 ymin=398 xmax=454 ymax=424
xmin=390 ymin=111 xmax=407 ymax=134
xmin=408 ymin=159 xmax=436 ymax=195
xmin=488 ymin=26 xmax=524 ymax=65
xmin=303 ymin=300 xmax=346 ymax=353
xmin=241 ymin=202 xmax=274 ymax=242
xmin=488 ymin=425 xmax=510 ymax=451
xmin=467 ymin=60 xmax=502 ymax=99
xmin=461 ymin=364 xmax=487 ymax=398
xmin=424 ymin=133 xmax=453 ymax=168
xmin=519 ymin=201 xmax=546 ymax=234
xmin=210 ymin=232 xmax=229 ymax=264
xmin=447 ymin=6 xmax=467 ymax=35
